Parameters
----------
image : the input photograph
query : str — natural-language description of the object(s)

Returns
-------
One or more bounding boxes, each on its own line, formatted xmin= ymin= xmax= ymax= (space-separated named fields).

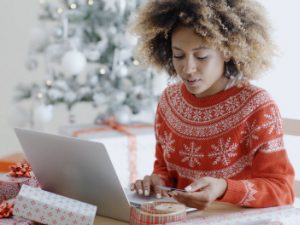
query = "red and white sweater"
xmin=153 ymin=82 xmax=294 ymax=207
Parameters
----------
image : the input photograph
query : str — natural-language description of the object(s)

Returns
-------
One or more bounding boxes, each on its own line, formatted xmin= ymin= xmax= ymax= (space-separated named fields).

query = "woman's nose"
xmin=182 ymin=57 xmax=197 ymax=74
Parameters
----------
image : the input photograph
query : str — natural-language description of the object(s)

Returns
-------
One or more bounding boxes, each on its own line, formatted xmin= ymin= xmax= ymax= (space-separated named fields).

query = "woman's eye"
xmin=173 ymin=55 xmax=184 ymax=59
xmin=196 ymin=56 xmax=208 ymax=60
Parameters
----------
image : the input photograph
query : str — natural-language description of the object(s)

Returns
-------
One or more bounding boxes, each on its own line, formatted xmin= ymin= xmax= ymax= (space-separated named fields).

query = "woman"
xmin=130 ymin=0 xmax=294 ymax=209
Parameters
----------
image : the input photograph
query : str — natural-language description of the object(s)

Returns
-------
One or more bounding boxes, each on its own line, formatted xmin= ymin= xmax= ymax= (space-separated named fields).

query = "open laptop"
xmin=14 ymin=128 xmax=169 ymax=222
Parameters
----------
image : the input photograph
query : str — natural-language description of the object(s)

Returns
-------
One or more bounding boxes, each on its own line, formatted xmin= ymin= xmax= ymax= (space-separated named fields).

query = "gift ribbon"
xmin=0 ymin=201 xmax=14 ymax=219
xmin=71 ymin=117 xmax=153 ymax=183
xmin=9 ymin=163 xmax=32 ymax=178
xmin=130 ymin=201 xmax=187 ymax=225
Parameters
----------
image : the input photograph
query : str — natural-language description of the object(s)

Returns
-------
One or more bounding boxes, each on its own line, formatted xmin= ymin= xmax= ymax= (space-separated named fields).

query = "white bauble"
xmin=117 ymin=64 xmax=129 ymax=77
xmin=114 ymin=105 xmax=132 ymax=124
xmin=61 ymin=49 xmax=87 ymax=75
xmin=33 ymin=104 xmax=53 ymax=124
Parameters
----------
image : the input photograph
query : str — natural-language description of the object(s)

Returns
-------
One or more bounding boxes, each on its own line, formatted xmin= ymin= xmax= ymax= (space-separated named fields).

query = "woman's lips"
xmin=185 ymin=78 xmax=202 ymax=87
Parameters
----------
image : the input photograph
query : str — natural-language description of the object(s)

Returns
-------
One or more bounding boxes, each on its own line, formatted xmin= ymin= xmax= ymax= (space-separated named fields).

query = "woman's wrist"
xmin=217 ymin=178 xmax=228 ymax=199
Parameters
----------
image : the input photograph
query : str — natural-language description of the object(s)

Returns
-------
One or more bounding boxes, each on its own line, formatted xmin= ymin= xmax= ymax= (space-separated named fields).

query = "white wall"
xmin=0 ymin=1 xmax=39 ymax=157
xmin=256 ymin=0 xmax=300 ymax=180
xmin=256 ymin=0 xmax=300 ymax=119
xmin=0 ymin=1 xmax=300 ymax=179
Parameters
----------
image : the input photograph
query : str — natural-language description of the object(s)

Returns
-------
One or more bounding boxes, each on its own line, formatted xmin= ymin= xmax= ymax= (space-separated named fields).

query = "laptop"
xmin=14 ymin=128 xmax=167 ymax=222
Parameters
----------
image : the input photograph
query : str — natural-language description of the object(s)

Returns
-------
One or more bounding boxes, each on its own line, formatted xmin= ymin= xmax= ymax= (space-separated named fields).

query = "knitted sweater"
xmin=153 ymin=82 xmax=294 ymax=207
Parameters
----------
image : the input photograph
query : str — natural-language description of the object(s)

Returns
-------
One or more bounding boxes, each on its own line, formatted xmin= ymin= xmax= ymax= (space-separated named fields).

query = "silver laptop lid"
xmin=14 ymin=128 xmax=131 ymax=222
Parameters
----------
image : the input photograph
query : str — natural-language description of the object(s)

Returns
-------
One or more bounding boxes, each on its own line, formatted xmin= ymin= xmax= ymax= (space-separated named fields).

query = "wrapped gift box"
xmin=0 ymin=216 xmax=37 ymax=225
xmin=59 ymin=123 xmax=156 ymax=188
xmin=14 ymin=185 xmax=97 ymax=225
xmin=0 ymin=198 xmax=37 ymax=224
xmin=0 ymin=173 xmax=39 ymax=204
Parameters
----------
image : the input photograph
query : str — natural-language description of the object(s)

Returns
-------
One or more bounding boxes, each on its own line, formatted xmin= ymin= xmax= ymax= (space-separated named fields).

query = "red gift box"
xmin=0 ymin=172 xmax=39 ymax=204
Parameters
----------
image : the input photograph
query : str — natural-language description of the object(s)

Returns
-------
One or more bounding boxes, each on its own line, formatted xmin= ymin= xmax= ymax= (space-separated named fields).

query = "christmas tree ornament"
xmin=33 ymin=104 xmax=53 ymax=124
xmin=61 ymin=49 xmax=87 ymax=75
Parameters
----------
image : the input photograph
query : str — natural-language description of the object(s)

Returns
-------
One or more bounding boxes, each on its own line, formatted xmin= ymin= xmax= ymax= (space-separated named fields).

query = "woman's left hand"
xmin=170 ymin=177 xmax=227 ymax=210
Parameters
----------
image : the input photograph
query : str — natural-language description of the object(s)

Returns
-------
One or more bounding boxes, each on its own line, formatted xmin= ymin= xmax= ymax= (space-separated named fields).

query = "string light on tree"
xmin=37 ymin=92 xmax=44 ymax=100
xmin=133 ymin=60 xmax=140 ymax=66
xmin=69 ymin=3 xmax=77 ymax=10
xmin=87 ymin=0 xmax=94 ymax=6
xmin=45 ymin=80 xmax=53 ymax=87
xmin=57 ymin=8 xmax=64 ymax=14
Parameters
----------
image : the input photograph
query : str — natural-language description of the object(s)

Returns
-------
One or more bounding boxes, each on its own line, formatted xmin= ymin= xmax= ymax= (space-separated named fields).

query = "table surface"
xmin=93 ymin=199 xmax=300 ymax=225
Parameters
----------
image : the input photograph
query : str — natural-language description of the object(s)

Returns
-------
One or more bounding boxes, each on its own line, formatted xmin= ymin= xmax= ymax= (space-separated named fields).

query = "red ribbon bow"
xmin=0 ymin=201 xmax=14 ymax=219
xmin=9 ymin=163 xmax=32 ymax=178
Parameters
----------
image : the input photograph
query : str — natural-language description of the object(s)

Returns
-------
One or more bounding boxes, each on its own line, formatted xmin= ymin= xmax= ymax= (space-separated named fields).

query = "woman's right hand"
xmin=130 ymin=174 xmax=169 ymax=199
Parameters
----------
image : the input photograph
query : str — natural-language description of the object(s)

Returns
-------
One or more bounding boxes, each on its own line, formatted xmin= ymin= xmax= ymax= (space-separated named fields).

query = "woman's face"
xmin=171 ymin=26 xmax=229 ymax=98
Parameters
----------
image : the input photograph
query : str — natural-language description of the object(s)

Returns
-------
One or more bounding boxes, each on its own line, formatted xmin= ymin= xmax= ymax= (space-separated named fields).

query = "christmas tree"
xmin=14 ymin=0 xmax=167 ymax=126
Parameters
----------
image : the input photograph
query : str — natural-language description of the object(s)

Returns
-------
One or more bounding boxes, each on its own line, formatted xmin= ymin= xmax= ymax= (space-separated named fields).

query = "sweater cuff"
xmin=218 ymin=179 xmax=245 ymax=204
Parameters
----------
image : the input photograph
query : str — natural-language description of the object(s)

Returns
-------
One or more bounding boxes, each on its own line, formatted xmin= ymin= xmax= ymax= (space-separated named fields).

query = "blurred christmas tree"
xmin=14 ymin=0 xmax=167 ymax=126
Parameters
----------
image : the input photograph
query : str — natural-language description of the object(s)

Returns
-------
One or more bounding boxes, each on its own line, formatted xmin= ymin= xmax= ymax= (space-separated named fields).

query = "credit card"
xmin=157 ymin=185 xmax=186 ymax=192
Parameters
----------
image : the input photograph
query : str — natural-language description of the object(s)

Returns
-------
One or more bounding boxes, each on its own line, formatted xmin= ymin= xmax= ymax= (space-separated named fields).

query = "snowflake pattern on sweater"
xmin=153 ymin=83 xmax=294 ymax=208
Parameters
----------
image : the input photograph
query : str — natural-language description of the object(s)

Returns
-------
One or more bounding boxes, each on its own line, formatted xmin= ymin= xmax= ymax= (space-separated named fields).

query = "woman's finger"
xmin=143 ymin=175 xmax=151 ymax=196
xmin=185 ymin=177 xmax=209 ymax=192
xmin=151 ymin=175 xmax=166 ymax=198
xmin=135 ymin=180 xmax=144 ymax=195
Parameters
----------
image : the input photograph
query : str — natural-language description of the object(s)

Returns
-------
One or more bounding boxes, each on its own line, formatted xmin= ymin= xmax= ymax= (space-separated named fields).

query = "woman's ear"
xmin=223 ymin=50 xmax=231 ymax=62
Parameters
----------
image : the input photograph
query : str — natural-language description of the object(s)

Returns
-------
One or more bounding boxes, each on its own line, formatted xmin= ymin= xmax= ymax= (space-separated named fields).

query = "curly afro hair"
xmin=130 ymin=0 xmax=275 ymax=81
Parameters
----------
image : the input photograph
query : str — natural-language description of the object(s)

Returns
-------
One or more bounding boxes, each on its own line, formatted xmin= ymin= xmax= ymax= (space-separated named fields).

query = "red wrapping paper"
xmin=0 ymin=173 xmax=39 ymax=204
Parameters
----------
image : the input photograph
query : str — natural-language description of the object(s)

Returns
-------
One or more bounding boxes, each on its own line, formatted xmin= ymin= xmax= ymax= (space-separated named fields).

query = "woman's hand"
xmin=130 ymin=174 xmax=169 ymax=198
xmin=170 ymin=177 xmax=227 ymax=210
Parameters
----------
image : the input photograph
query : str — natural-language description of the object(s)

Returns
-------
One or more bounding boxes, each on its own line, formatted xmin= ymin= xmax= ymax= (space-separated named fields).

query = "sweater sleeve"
xmin=152 ymin=103 xmax=175 ymax=187
xmin=219 ymin=103 xmax=295 ymax=207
